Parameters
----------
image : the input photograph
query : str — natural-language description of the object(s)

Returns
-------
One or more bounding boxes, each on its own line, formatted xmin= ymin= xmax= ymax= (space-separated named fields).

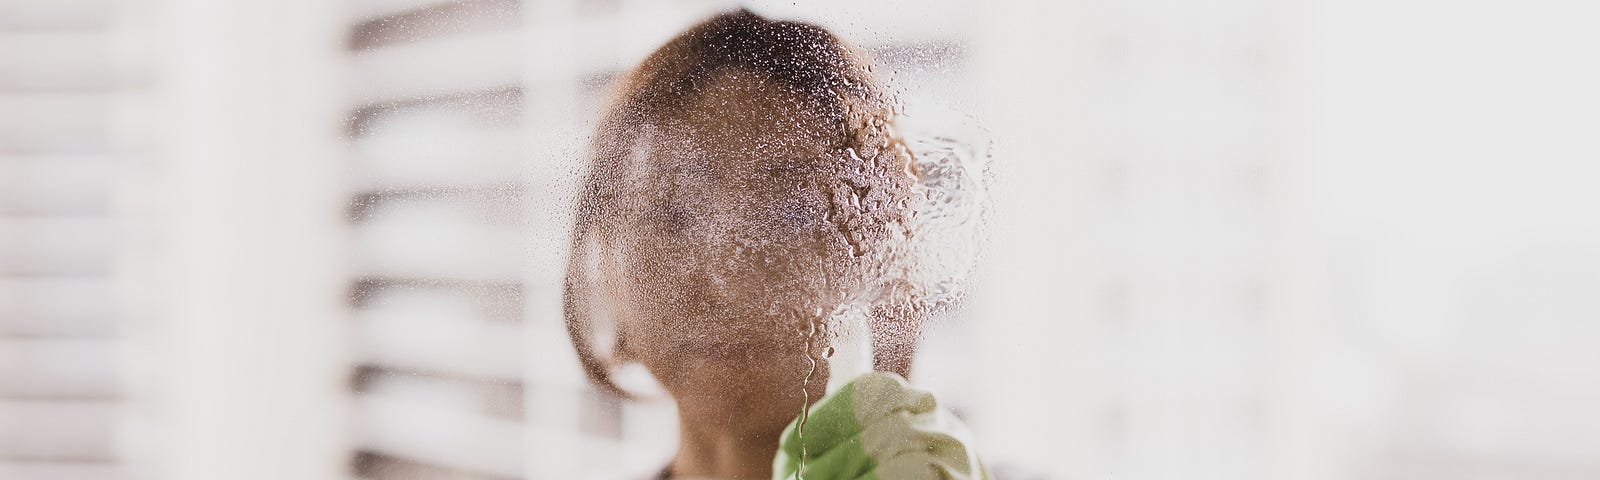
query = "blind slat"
xmin=354 ymin=367 xmax=522 ymax=419
xmin=0 ymin=0 xmax=113 ymax=30
xmin=0 ymin=156 xmax=116 ymax=215
xmin=0 ymin=339 xmax=118 ymax=398
xmin=351 ymin=30 xmax=521 ymax=105
xmin=0 ymin=32 xmax=118 ymax=91
xmin=352 ymin=129 xmax=524 ymax=189
xmin=0 ymin=278 xmax=115 ymax=333
xmin=354 ymin=312 xmax=522 ymax=381
xmin=0 ymin=462 xmax=120 ymax=480
xmin=0 ymin=217 xmax=114 ymax=276
xmin=354 ymin=395 xmax=522 ymax=477
xmin=345 ymin=0 xmax=470 ymax=24
xmin=0 ymin=400 xmax=117 ymax=460
xmin=0 ymin=94 xmax=116 ymax=154
xmin=354 ymin=223 xmax=525 ymax=282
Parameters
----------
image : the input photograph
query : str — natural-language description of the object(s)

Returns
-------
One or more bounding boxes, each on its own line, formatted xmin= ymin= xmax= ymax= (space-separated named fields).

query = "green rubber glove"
xmin=772 ymin=372 xmax=988 ymax=480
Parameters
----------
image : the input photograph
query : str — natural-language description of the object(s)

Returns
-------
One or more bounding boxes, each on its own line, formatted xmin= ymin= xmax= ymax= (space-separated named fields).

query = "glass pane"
xmin=21 ymin=0 xmax=1600 ymax=480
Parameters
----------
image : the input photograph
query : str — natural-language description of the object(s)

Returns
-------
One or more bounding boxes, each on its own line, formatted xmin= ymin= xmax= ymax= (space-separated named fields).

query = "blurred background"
xmin=4 ymin=0 xmax=1600 ymax=479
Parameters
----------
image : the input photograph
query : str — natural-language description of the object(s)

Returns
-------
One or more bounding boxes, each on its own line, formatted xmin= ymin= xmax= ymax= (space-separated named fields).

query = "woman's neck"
xmin=655 ymin=344 xmax=829 ymax=479
xmin=669 ymin=403 xmax=789 ymax=479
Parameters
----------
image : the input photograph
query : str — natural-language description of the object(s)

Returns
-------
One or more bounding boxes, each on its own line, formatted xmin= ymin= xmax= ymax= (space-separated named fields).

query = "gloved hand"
xmin=772 ymin=372 xmax=987 ymax=480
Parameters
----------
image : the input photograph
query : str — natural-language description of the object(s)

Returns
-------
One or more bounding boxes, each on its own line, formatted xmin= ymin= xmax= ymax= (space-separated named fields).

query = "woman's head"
xmin=564 ymin=10 xmax=923 ymax=407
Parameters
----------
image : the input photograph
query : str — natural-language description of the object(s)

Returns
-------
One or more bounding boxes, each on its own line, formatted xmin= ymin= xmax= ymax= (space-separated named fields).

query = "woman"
xmin=564 ymin=10 xmax=984 ymax=479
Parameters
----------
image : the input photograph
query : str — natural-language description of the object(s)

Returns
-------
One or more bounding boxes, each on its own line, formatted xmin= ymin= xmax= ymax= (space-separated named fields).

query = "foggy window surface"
xmin=339 ymin=1 xmax=1600 ymax=479
xmin=344 ymin=1 xmax=997 ymax=478
xmin=13 ymin=1 xmax=1600 ymax=480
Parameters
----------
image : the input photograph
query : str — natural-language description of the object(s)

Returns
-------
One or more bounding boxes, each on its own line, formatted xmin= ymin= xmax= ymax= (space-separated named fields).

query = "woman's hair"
xmin=564 ymin=10 xmax=920 ymax=396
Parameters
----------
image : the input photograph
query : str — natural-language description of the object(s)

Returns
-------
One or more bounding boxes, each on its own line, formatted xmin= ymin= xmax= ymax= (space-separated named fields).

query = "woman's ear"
xmin=564 ymin=228 xmax=630 ymax=398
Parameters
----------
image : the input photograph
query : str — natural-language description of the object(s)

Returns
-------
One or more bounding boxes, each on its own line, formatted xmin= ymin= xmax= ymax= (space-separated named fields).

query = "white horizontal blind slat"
xmin=353 ymin=395 xmax=523 ymax=477
xmin=0 ymin=400 xmax=117 ymax=461
xmin=0 ymin=462 xmax=120 ymax=480
xmin=344 ymin=1 xmax=530 ymax=477
xmin=0 ymin=278 xmax=114 ymax=335
xmin=0 ymin=0 xmax=113 ymax=30
xmin=0 ymin=339 xmax=118 ymax=398
xmin=0 ymin=94 xmax=118 ymax=153
xmin=0 ymin=32 xmax=118 ymax=91
xmin=0 ymin=217 xmax=114 ymax=276
xmin=0 ymin=156 xmax=116 ymax=215
xmin=351 ymin=30 xmax=521 ymax=105
xmin=351 ymin=129 xmax=524 ymax=189
xmin=354 ymin=311 xmax=523 ymax=380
